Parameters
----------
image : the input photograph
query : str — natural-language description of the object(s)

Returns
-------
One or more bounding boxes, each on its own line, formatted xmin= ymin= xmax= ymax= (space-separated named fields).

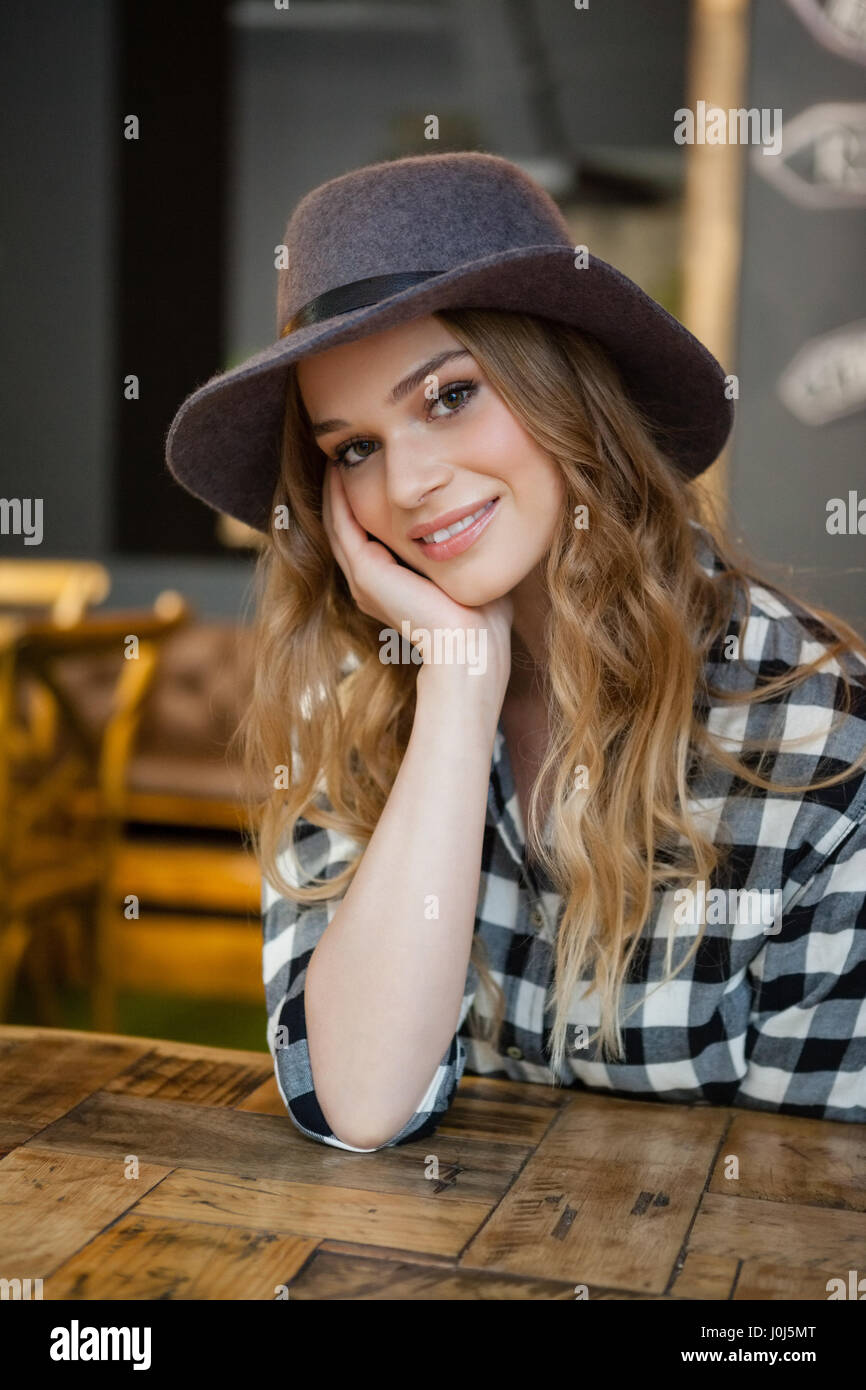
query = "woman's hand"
xmin=322 ymin=462 xmax=514 ymax=695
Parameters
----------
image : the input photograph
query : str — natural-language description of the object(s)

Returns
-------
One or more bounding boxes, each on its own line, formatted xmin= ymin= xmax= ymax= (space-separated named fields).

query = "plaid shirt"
xmin=262 ymin=523 xmax=866 ymax=1148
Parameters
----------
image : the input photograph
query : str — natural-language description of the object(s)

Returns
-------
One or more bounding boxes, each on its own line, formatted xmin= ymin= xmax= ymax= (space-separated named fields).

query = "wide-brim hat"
xmin=165 ymin=151 xmax=734 ymax=536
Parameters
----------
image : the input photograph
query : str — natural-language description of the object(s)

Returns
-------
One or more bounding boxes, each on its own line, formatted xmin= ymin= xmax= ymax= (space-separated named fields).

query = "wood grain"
xmin=0 ymin=1146 xmax=169 ymax=1276
xmin=707 ymin=1110 xmax=866 ymax=1210
xmin=135 ymin=1168 xmax=491 ymax=1256
xmin=286 ymin=1250 xmax=581 ymax=1300
xmin=732 ymin=1259 xmax=845 ymax=1301
xmin=0 ymin=1032 xmax=146 ymax=1146
xmin=47 ymin=1213 xmax=317 ymax=1300
xmin=689 ymin=1192 xmax=866 ymax=1269
xmin=460 ymin=1093 xmax=728 ymax=1294
xmin=0 ymin=1024 xmax=856 ymax=1302
xmin=668 ymin=1250 xmax=739 ymax=1299
xmin=27 ymin=1090 xmax=529 ymax=1202
xmin=103 ymin=1048 xmax=272 ymax=1107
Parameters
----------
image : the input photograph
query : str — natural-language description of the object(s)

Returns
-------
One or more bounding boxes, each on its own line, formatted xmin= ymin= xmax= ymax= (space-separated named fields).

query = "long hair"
xmin=230 ymin=307 xmax=866 ymax=1081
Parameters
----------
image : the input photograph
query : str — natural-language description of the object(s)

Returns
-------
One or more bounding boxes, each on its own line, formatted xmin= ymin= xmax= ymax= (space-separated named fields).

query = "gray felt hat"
xmin=165 ymin=150 xmax=734 ymax=535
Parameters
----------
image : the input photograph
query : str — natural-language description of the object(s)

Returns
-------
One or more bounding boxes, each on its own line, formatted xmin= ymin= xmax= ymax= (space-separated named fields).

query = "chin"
xmin=446 ymin=576 xmax=516 ymax=608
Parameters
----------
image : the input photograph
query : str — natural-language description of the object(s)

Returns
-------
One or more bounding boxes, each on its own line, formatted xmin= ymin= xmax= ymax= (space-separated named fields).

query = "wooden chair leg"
xmin=52 ymin=902 xmax=86 ymax=987
xmin=22 ymin=915 xmax=63 ymax=1027
xmin=90 ymin=864 xmax=119 ymax=1034
xmin=0 ymin=917 xmax=33 ymax=1021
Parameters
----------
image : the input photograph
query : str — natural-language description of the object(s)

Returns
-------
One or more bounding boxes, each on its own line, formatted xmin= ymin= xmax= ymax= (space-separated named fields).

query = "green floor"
xmin=7 ymin=978 xmax=269 ymax=1053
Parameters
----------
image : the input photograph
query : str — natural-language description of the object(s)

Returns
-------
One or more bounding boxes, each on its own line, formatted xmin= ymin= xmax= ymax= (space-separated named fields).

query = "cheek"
xmin=342 ymin=477 xmax=386 ymax=533
xmin=509 ymin=459 xmax=565 ymax=554
xmin=469 ymin=407 xmax=525 ymax=466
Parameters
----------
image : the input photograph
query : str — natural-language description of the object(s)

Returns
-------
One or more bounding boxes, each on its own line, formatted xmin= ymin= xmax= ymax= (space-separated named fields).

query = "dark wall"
xmin=730 ymin=0 xmax=866 ymax=627
xmin=0 ymin=0 xmax=112 ymax=558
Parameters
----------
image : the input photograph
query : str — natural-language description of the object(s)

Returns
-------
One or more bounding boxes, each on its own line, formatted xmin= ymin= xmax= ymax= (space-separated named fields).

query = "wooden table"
xmin=1 ymin=1024 xmax=864 ymax=1302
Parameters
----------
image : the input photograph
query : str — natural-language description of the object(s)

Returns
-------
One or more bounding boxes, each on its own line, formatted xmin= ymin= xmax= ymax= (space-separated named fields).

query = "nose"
xmin=382 ymin=434 xmax=454 ymax=513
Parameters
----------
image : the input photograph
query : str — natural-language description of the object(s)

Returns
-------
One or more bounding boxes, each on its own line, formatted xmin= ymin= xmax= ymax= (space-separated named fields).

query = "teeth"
xmin=421 ymin=500 xmax=494 ymax=543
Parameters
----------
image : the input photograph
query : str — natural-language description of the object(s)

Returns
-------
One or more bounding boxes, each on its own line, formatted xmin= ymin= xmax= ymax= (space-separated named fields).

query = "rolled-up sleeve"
xmin=262 ymin=813 xmax=479 ymax=1151
xmin=731 ymin=812 xmax=866 ymax=1122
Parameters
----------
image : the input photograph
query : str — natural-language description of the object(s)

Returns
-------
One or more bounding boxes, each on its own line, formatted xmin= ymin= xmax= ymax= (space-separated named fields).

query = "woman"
xmin=166 ymin=152 xmax=866 ymax=1151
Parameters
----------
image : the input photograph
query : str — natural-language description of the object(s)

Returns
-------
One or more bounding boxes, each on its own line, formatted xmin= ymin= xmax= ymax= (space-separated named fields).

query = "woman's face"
xmin=296 ymin=315 xmax=566 ymax=608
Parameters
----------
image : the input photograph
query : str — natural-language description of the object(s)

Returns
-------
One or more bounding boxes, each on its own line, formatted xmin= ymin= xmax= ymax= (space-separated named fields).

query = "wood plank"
xmin=453 ymin=1074 xmax=573 ymax=1110
xmin=115 ymin=917 xmax=263 ymax=1002
xmin=436 ymin=1095 xmax=560 ymax=1146
xmin=287 ymin=1250 xmax=671 ymax=1299
xmin=236 ymin=1076 xmax=286 ymax=1115
xmin=113 ymin=841 xmax=258 ymax=912
xmin=689 ymin=1192 xmax=866 ymax=1269
xmin=708 ymin=1111 xmax=866 ymax=1211
xmin=0 ymin=1032 xmax=146 ymax=1147
xmin=0 ymin=1024 xmax=268 ymax=1070
xmin=317 ymin=1239 xmax=458 ymax=1267
xmin=0 ymin=1147 xmax=170 ymax=1275
xmin=27 ymin=1091 xmax=530 ymax=1202
xmin=286 ymin=1250 xmax=581 ymax=1299
xmin=135 ymin=1168 xmax=490 ymax=1257
xmin=733 ymin=1259 xmax=846 ymax=1301
xmin=459 ymin=1093 xmax=728 ymax=1294
xmin=47 ymin=1213 xmax=317 ymax=1300
xmin=104 ymin=1049 xmax=272 ymax=1107
xmin=123 ymin=790 xmax=247 ymax=831
xmin=669 ymin=1250 xmax=739 ymax=1299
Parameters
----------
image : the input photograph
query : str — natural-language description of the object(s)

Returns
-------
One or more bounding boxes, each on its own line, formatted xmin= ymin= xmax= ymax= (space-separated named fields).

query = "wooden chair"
xmin=23 ymin=617 xmax=269 ymax=1010
xmin=0 ymin=559 xmax=111 ymax=625
xmin=0 ymin=591 xmax=191 ymax=1030
xmin=106 ymin=620 xmax=265 ymax=1004
xmin=0 ymin=559 xmax=113 ymax=770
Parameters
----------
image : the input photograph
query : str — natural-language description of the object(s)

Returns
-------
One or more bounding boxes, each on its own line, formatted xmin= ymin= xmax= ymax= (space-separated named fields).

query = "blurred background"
xmin=1 ymin=0 xmax=864 ymax=1047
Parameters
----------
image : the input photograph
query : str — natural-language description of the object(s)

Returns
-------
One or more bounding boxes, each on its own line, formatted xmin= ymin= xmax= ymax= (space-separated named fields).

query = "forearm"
xmin=304 ymin=669 xmax=501 ymax=1148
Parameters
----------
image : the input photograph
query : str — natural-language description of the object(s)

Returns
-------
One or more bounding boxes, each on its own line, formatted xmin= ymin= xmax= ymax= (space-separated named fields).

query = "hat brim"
xmin=165 ymin=244 xmax=733 ymax=534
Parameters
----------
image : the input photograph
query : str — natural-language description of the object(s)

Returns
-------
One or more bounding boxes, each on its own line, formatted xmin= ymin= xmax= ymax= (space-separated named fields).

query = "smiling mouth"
xmin=411 ymin=496 xmax=502 ymax=561
xmin=416 ymin=497 xmax=499 ymax=544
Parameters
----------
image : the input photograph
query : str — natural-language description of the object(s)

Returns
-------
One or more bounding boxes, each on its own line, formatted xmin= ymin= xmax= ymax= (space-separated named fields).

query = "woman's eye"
xmin=428 ymin=381 xmax=477 ymax=416
xmin=333 ymin=437 xmax=376 ymax=469
xmin=332 ymin=379 xmax=478 ymax=469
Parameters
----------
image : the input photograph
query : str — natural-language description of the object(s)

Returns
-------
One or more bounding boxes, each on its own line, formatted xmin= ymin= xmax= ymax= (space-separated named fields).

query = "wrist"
xmin=416 ymin=661 xmax=505 ymax=728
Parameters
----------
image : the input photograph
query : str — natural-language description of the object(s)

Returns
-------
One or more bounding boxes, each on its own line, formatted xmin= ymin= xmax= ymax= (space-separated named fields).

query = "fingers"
xmin=322 ymin=463 xmax=370 ymax=604
xmin=322 ymin=462 xmax=351 ymax=577
xmin=329 ymin=465 xmax=370 ymax=556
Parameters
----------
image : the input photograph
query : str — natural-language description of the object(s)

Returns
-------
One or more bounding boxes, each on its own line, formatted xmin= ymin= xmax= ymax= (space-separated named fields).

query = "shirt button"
xmin=530 ymin=907 xmax=545 ymax=929
xmin=506 ymin=1045 xmax=523 ymax=1060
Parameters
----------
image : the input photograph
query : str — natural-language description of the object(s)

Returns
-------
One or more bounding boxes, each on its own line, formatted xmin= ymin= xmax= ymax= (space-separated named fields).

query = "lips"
xmin=408 ymin=495 xmax=500 ymax=542
xmin=411 ymin=496 xmax=501 ymax=560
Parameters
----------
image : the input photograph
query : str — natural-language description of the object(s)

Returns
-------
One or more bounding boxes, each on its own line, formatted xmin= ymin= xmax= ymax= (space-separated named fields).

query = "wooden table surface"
xmin=1 ymin=1024 xmax=864 ymax=1301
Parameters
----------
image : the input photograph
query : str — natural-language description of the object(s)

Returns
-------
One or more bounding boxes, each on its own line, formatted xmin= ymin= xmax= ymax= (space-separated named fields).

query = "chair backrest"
xmin=0 ymin=591 xmax=194 ymax=833
xmin=0 ymin=560 xmax=111 ymax=625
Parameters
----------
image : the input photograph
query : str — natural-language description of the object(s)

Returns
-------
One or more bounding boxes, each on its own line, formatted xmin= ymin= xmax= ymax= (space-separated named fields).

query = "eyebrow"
xmin=309 ymin=348 xmax=473 ymax=438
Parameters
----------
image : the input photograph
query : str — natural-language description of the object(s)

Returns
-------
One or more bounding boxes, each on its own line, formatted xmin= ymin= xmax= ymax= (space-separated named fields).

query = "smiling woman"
xmin=165 ymin=152 xmax=866 ymax=1152
xmin=237 ymin=301 xmax=866 ymax=1149
xmin=294 ymin=314 xmax=567 ymax=615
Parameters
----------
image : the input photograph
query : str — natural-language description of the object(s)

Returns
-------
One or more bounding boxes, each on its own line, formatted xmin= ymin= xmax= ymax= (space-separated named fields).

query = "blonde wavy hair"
xmin=230 ymin=307 xmax=866 ymax=1082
